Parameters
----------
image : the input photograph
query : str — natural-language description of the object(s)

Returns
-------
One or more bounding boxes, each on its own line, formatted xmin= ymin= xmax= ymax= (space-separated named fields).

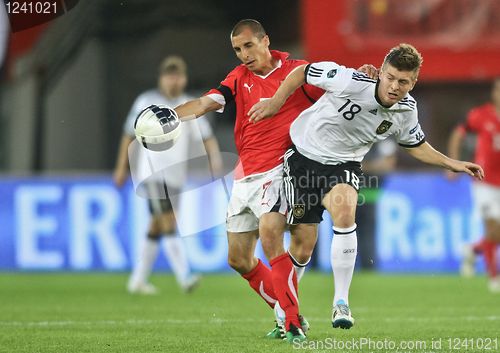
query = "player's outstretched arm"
xmin=113 ymin=135 xmax=134 ymax=187
xmin=248 ymin=64 xmax=308 ymax=122
xmin=405 ymin=141 xmax=484 ymax=180
xmin=445 ymin=125 xmax=466 ymax=180
xmin=175 ymin=96 xmax=223 ymax=122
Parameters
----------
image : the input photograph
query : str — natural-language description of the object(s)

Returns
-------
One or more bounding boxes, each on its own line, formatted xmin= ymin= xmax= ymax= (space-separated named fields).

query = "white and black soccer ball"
xmin=134 ymin=105 xmax=182 ymax=151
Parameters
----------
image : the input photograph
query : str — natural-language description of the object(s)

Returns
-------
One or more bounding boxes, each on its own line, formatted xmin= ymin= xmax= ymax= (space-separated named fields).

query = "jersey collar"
xmin=252 ymin=50 xmax=289 ymax=79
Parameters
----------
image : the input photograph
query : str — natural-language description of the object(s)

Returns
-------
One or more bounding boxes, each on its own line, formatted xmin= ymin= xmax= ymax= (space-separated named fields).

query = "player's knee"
xmin=332 ymin=210 xmax=355 ymax=228
xmin=259 ymin=216 xmax=285 ymax=239
xmin=289 ymin=248 xmax=312 ymax=265
xmin=227 ymin=254 xmax=253 ymax=274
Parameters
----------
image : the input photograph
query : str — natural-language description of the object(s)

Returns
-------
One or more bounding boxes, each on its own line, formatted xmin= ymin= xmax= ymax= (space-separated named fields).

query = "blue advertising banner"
xmin=0 ymin=174 xmax=483 ymax=273
xmin=376 ymin=173 xmax=483 ymax=272
xmin=0 ymin=176 xmax=232 ymax=272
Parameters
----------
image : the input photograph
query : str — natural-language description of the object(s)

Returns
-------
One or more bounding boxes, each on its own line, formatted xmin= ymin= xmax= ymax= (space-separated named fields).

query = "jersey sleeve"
xmin=304 ymin=61 xmax=351 ymax=94
xmin=204 ymin=67 xmax=240 ymax=113
xmin=395 ymin=108 xmax=426 ymax=148
xmin=462 ymin=108 xmax=481 ymax=133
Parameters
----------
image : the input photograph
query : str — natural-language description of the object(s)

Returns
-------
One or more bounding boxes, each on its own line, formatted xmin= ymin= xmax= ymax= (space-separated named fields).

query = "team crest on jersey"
xmin=376 ymin=120 xmax=393 ymax=134
xmin=327 ymin=69 xmax=337 ymax=78
xmin=292 ymin=204 xmax=305 ymax=219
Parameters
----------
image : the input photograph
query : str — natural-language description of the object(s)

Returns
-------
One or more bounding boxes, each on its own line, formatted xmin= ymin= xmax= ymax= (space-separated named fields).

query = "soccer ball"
xmin=134 ymin=105 xmax=182 ymax=151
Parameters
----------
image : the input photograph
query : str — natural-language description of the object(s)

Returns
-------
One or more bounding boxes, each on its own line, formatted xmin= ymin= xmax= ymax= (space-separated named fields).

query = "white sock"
xmin=162 ymin=234 xmax=191 ymax=286
xmin=128 ymin=237 xmax=159 ymax=288
xmin=274 ymin=301 xmax=286 ymax=323
xmin=331 ymin=224 xmax=357 ymax=306
xmin=294 ymin=265 xmax=306 ymax=282
xmin=288 ymin=251 xmax=310 ymax=282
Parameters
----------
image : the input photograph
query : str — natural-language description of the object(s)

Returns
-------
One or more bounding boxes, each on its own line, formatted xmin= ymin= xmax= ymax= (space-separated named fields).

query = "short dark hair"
xmin=231 ymin=19 xmax=266 ymax=39
xmin=383 ymin=43 xmax=423 ymax=73
xmin=158 ymin=56 xmax=187 ymax=76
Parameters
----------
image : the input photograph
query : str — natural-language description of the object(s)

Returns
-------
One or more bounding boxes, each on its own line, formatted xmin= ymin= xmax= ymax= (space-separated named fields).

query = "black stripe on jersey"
xmin=352 ymin=72 xmax=376 ymax=80
xmin=400 ymin=99 xmax=416 ymax=107
xmin=399 ymin=138 xmax=426 ymax=148
xmin=352 ymin=72 xmax=373 ymax=78
xmin=400 ymin=97 xmax=416 ymax=103
xmin=398 ymin=102 xmax=416 ymax=110
xmin=352 ymin=77 xmax=377 ymax=84
xmin=308 ymin=73 xmax=322 ymax=78
xmin=308 ymin=66 xmax=324 ymax=74
xmin=216 ymin=84 xmax=234 ymax=104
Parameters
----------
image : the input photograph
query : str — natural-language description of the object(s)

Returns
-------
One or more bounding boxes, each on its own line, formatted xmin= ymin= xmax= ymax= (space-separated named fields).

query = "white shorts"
xmin=226 ymin=165 xmax=287 ymax=233
xmin=472 ymin=182 xmax=500 ymax=221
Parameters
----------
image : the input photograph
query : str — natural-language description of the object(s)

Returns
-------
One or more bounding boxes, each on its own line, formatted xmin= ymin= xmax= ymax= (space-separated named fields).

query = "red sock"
xmin=242 ymin=259 xmax=277 ymax=308
xmin=270 ymin=253 xmax=300 ymax=330
xmin=482 ymin=239 xmax=498 ymax=278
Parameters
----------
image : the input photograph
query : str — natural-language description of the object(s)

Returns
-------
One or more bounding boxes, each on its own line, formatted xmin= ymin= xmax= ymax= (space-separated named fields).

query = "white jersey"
xmin=290 ymin=61 xmax=425 ymax=165
xmin=123 ymin=89 xmax=213 ymax=188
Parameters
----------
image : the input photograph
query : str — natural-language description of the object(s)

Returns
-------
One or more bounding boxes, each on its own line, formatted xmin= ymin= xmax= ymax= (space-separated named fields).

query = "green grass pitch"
xmin=0 ymin=272 xmax=499 ymax=353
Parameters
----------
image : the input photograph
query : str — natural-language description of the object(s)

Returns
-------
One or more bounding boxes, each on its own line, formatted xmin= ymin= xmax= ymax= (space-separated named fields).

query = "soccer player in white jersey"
xmin=249 ymin=43 xmax=484 ymax=328
xmin=114 ymin=56 xmax=222 ymax=294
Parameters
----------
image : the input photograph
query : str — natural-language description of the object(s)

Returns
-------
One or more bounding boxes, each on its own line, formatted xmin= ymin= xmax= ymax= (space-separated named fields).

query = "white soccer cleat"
xmin=332 ymin=300 xmax=355 ymax=329
xmin=127 ymin=282 xmax=159 ymax=295
xmin=460 ymin=244 xmax=476 ymax=278
xmin=488 ymin=277 xmax=500 ymax=293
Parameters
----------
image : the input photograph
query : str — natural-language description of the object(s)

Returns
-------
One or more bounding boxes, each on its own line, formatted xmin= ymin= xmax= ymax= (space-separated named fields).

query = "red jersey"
xmin=462 ymin=103 xmax=500 ymax=186
xmin=207 ymin=50 xmax=323 ymax=179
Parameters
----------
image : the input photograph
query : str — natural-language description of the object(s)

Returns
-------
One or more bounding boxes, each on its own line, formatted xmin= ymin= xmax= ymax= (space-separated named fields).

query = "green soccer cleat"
xmin=285 ymin=323 xmax=306 ymax=343
xmin=266 ymin=321 xmax=285 ymax=339
xmin=299 ymin=314 xmax=310 ymax=334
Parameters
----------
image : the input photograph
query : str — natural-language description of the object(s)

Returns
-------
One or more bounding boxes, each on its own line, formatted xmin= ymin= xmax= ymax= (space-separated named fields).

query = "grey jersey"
xmin=290 ymin=61 xmax=425 ymax=165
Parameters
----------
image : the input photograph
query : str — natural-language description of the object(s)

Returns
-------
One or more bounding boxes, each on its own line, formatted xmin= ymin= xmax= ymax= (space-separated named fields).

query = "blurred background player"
xmin=448 ymin=77 xmax=500 ymax=293
xmin=113 ymin=56 xmax=222 ymax=294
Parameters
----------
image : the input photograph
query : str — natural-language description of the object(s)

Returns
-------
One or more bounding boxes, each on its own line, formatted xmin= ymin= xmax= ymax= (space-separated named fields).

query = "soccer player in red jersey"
xmin=448 ymin=78 xmax=500 ymax=292
xmin=175 ymin=19 xmax=376 ymax=341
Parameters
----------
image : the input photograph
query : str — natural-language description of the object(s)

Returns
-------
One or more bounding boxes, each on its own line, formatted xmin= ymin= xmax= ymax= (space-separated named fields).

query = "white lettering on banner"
xmin=127 ymin=190 xmax=149 ymax=266
xmin=377 ymin=192 xmax=483 ymax=264
xmin=415 ymin=209 xmax=445 ymax=260
xmin=69 ymin=186 xmax=126 ymax=270
xmin=377 ymin=192 xmax=413 ymax=261
xmin=15 ymin=186 xmax=64 ymax=269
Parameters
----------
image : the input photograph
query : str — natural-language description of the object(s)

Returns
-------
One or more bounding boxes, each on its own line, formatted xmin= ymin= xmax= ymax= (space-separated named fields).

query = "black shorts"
xmin=283 ymin=146 xmax=363 ymax=224
xmin=144 ymin=182 xmax=179 ymax=215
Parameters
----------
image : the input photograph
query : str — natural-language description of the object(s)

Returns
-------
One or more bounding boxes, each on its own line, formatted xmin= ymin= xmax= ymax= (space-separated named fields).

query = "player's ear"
xmin=262 ymin=35 xmax=270 ymax=47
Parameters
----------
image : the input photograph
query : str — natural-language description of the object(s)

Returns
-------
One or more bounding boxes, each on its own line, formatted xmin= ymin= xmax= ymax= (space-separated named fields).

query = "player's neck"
xmin=162 ymin=90 xmax=181 ymax=100
xmin=374 ymin=80 xmax=394 ymax=108
xmin=255 ymin=56 xmax=278 ymax=76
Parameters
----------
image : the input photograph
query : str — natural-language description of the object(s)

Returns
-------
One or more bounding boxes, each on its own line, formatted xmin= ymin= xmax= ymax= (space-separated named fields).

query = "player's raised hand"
xmin=357 ymin=64 xmax=379 ymax=80
xmin=448 ymin=160 xmax=484 ymax=180
xmin=248 ymin=97 xmax=284 ymax=123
